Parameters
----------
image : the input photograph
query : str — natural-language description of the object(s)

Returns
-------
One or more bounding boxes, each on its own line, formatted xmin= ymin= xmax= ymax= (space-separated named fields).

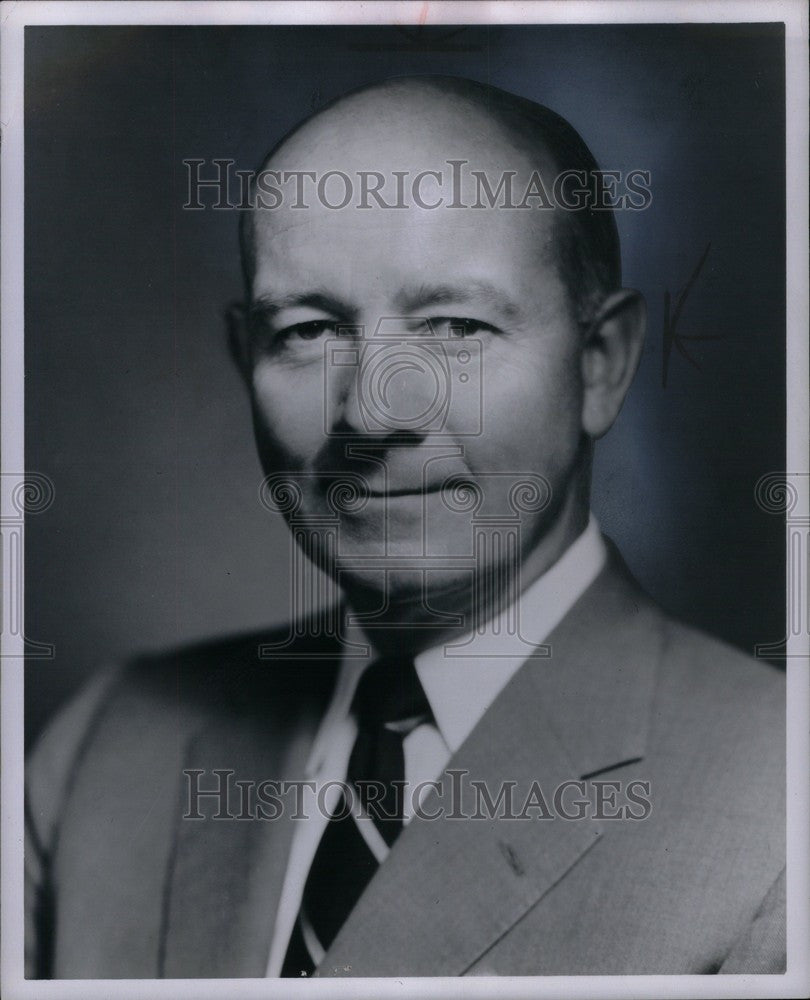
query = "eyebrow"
xmin=250 ymin=279 xmax=524 ymax=324
xmin=249 ymin=290 xmax=357 ymax=320
xmin=392 ymin=280 xmax=524 ymax=322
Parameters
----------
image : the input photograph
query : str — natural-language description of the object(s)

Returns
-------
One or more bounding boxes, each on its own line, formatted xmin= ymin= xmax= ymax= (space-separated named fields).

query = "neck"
xmin=343 ymin=482 xmax=590 ymax=658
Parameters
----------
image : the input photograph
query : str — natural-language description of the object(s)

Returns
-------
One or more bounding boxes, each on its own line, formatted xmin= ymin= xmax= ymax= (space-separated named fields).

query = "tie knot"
xmin=351 ymin=656 xmax=431 ymax=730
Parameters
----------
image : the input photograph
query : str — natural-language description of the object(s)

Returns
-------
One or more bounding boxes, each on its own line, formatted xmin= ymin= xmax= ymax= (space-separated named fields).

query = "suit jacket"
xmin=25 ymin=546 xmax=785 ymax=977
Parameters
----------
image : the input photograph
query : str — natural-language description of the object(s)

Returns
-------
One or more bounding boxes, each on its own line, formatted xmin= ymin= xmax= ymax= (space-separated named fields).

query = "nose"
xmin=326 ymin=338 xmax=366 ymax=434
xmin=370 ymin=351 xmax=442 ymax=428
xmin=330 ymin=337 xmax=449 ymax=438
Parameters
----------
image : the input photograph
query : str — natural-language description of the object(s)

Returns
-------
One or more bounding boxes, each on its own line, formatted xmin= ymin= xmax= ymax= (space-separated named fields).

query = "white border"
xmin=2 ymin=2 xmax=808 ymax=999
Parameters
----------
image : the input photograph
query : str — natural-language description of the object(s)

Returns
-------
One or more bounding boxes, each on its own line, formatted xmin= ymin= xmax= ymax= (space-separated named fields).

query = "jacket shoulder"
xmin=650 ymin=616 xmax=785 ymax=800
xmin=658 ymin=617 xmax=785 ymax=717
xmin=27 ymin=622 xmax=339 ymax=834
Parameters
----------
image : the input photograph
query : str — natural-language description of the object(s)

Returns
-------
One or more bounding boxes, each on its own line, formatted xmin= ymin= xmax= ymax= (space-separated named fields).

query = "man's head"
xmin=232 ymin=76 xmax=645 ymax=623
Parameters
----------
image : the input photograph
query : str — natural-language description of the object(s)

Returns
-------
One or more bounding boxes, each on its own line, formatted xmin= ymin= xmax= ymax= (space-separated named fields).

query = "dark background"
xmin=25 ymin=24 xmax=786 ymax=746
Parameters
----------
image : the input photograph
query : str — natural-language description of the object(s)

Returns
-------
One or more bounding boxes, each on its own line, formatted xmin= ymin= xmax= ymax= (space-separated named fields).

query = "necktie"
xmin=281 ymin=656 xmax=431 ymax=977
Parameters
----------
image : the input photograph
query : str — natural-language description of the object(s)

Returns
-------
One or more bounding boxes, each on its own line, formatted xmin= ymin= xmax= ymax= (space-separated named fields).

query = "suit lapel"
xmin=161 ymin=652 xmax=337 ymax=978
xmin=529 ymin=541 xmax=664 ymax=780
xmin=318 ymin=548 xmax=665 ymax=976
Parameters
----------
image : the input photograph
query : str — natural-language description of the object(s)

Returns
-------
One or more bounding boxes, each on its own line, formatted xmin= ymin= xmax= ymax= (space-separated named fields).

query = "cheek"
xmin=470 ymin=351 xmax=584 ymax=474
xmin=250 ymin=363 xmax=326 ymax=469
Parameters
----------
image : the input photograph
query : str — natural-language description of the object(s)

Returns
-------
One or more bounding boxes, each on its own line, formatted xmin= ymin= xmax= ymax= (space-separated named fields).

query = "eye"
xmin=429 ymin=316 xmax=497 ymax=337
xmin=276 ymin=319 xmax=338 ymax=342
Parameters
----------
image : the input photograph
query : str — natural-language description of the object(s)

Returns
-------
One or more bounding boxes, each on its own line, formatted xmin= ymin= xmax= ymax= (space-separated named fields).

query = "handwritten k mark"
xmin=662 ymin=243 xmax=723 ymax=388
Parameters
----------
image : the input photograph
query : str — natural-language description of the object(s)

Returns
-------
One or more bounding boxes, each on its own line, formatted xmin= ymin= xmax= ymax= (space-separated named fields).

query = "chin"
xmin=334 ymin=562 xmax=476 ymax=625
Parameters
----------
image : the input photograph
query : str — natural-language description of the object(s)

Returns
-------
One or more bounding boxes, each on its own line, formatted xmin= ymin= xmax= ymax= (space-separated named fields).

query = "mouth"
xmin=366 ymin=483 xmax=445 ymax=498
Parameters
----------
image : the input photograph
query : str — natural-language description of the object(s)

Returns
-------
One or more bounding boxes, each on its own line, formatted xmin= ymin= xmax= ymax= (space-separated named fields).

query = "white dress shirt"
xmin=265 ymin=515 xmax=607 ymax=975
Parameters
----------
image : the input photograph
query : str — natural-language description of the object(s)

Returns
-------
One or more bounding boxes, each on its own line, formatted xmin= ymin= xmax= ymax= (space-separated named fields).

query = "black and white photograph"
xmin=1 ymin=2 xmax=808 ymax=998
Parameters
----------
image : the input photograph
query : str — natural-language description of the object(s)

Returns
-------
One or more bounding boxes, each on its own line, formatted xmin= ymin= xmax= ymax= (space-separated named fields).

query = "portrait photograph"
xmin=1 ymin=3 xmax=808 ymax=999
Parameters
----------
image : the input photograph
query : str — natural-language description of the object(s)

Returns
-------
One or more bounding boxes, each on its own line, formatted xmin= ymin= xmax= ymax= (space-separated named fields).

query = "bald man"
xmin=25 ymin=77 xmax=784 ymax=979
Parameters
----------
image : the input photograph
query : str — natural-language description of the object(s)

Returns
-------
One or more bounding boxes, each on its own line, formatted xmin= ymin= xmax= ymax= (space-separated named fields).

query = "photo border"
xmin=2 ymin=2 xmax=807 ymax=998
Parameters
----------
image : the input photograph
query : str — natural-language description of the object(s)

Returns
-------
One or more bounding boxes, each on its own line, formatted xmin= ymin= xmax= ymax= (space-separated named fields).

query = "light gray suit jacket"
xmin=25 ymin=547 xmax=785 ymax=977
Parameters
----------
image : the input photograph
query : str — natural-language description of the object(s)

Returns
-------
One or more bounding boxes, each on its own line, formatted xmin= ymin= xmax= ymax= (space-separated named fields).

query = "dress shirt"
xmin=265 ymin=514 xmax=607 ymax=976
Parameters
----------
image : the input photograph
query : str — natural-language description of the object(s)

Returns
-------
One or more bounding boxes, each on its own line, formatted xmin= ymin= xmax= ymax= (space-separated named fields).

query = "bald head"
xmin=234 ymin=75 xmax=646 ymax=608
xmin=240 ymin=75 xmax=622 ymax=325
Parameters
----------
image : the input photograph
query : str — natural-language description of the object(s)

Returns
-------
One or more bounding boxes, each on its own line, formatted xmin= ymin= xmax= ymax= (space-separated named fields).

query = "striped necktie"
xmin=281 ymin=655 xmax=431 ymax=977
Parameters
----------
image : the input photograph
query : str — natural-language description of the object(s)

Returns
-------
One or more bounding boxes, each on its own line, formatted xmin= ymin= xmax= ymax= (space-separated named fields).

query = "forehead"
xmin=246 ymin=89 xmax=569 ymax=308
xmin=251 ymin=201 xmax=560 ymax=308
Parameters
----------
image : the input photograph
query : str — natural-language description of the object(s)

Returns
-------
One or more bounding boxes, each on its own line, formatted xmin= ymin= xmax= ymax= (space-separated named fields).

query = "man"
xmin=25 ymin=76 xmax=784 ymax=978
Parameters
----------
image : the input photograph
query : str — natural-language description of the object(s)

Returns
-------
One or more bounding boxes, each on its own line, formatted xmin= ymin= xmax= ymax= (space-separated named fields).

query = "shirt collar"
xmin=414 ymin=513 xmax=606 ymax=753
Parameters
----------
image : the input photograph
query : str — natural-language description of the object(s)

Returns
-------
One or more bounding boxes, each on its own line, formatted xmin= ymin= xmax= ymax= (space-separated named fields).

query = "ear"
xmin=226 ymin=301 xmax=252 ymax=384
xmin=580 ymin=289 xmax=646 ymax=439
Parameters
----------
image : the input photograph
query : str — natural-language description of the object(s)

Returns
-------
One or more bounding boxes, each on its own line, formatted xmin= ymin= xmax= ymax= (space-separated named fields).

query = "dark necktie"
xmin=281 ymin=656 xmax=431 ymax=977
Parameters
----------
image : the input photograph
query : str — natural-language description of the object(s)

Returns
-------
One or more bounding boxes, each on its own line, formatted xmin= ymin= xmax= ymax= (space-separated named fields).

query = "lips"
xmin=366 ymin=483 xmax=445 ymax=498
xmin=318 ymin=456 xmax=471 ymax=505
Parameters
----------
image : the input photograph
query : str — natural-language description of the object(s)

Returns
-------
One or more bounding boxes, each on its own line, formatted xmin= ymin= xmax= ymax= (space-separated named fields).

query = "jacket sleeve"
xmin=716 ymin=866 xmax=786 ymax=974
xmin=25 ymin=670 xmax=120 ymax=979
